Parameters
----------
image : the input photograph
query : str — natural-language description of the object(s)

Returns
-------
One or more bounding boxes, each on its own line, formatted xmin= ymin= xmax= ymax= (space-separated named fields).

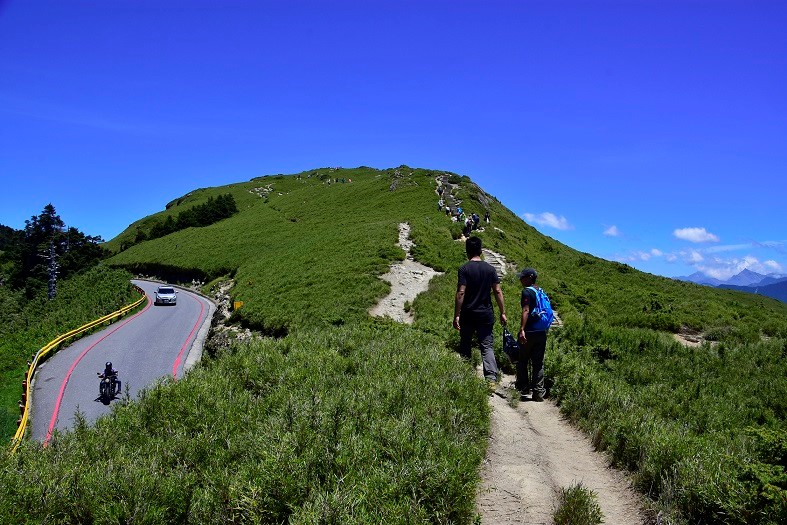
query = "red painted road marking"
xmin=44 ymin=296 xmax=152 ymax=445
xmin=172 ymin=293 xmax=206 ymax=380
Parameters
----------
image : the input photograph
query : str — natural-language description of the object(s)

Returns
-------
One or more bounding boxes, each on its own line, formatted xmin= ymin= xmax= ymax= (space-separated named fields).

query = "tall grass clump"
xmin=1 ymin=323 xmax=490 ymax=523
xmin=553 ymin=482 xmax=604 ymax=525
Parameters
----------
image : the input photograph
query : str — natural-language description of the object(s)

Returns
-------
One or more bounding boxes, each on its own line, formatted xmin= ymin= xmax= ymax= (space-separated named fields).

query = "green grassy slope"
xmin=3 ymin=167 xmax=785 ymax=523
xmin=108 ymin=167 xmax=787 ymax=337
xmin=107 ymin=168 xmax=463 ymax=333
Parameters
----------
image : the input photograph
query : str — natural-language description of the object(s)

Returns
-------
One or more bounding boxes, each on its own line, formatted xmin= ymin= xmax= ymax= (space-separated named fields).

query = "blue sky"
xmin=1 ymin=0 xmax=785 ymax=280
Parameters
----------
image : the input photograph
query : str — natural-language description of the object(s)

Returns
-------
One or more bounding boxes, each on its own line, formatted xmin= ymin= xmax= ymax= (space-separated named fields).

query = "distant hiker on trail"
xmin=516 ymin=268 xmax=552 ymax=402
xmin=484 ymin=210 xmax=490 ymax=223
xmin=472 ymin=212 xmax=480 ymax=229
xmin=438 ymin=199 xmax=444 ymax=211
xmin=445 ymin=205 xmax=451 ymax=216
xmin=463 ymin=217 xmax=473 ymax=237
xmin=454 ymin=236 xmax=507 ymax=392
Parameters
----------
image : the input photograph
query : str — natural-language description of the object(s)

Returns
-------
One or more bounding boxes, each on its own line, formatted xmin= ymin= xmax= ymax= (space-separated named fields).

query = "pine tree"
xmin=8 ymin=204 xmax=105 ymax=298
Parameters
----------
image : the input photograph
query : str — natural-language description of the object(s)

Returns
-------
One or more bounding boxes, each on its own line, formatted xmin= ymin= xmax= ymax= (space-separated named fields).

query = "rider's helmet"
xmin=105 ymin=362 xmax=113 ymax=373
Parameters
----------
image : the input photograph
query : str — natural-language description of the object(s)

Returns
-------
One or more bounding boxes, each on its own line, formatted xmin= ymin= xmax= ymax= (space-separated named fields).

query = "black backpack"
xmin=502 ymin=327 xmax=520 ymax=363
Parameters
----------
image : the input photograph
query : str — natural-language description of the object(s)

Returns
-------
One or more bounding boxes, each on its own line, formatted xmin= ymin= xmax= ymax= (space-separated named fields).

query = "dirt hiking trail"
xmin=368 ymin=223 xmax=646 ymax=523
xmin=478 ymin=369 xmax=646 ymax=524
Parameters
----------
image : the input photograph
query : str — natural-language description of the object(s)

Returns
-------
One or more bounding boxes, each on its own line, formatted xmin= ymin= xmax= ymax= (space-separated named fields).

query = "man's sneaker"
xmin=531 ymin=393 xmax=545 ymax=402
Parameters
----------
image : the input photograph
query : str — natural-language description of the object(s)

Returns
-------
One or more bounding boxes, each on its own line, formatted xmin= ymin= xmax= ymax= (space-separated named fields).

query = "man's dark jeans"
xmin=516 ymin=330 xmax=547 ymax=397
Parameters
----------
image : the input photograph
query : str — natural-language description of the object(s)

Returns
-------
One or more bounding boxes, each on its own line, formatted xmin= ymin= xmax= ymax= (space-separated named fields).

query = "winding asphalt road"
xmin=30 ymin=280 xmax=215 ymax=443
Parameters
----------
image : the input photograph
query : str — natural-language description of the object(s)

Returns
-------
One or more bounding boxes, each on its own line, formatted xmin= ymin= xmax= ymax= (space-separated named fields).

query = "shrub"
xmin=553 ymin=482 xmax=604 ymax=525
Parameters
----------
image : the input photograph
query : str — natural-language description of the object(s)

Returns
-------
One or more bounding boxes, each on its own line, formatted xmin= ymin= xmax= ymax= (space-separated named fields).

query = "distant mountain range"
xmin=676 ymin=270 xmax=787 ymax=302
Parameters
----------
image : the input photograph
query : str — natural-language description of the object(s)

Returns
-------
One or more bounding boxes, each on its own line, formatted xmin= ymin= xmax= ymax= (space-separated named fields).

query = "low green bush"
xmin=553 ymin=482 xmax=604 ymax=525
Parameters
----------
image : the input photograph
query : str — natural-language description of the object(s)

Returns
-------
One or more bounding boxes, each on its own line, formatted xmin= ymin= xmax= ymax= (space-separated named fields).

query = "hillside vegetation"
xmin=3 ymin=167 xmax=786 ymax=524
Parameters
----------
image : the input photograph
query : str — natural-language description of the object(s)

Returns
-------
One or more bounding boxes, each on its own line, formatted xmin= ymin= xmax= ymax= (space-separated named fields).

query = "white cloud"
xmin=603 ymin=225 xmax=620 ymax=237
xmin=615 ymin=238 xmax=785 ymax=280
xmin=740 ymin=255 xmax=759 ymax=268
xmin=673 ymin=227 xmax=720 ymax=243
xmin=523 ymin=212 xmax=573 ymax=231
xmin=686 ymin=250 xmax=704 ymax=263
xmin=700 ymin=266 xmax=732 ymax=280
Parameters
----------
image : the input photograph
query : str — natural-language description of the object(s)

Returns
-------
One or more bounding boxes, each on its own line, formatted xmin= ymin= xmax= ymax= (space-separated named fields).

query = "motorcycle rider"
xmin=98 ymin=361 xmax=121 ymax=396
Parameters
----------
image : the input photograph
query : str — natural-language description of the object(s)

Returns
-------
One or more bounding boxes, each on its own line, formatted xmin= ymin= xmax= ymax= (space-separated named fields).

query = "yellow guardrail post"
xmin=10 ymin=285 xmax=147 ymax=453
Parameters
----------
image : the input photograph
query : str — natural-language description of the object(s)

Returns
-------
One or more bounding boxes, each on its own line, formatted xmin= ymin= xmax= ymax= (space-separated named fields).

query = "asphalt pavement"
xmin=29 ymin=280 xmax=215 ymax=443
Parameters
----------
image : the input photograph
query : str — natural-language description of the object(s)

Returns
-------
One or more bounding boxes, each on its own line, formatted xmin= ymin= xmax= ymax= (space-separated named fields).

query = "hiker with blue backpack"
xmin=516 ymin=268 xmax=554 ymax=402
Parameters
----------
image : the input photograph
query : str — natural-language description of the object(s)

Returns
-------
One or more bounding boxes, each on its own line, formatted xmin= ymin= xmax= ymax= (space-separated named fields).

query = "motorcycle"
xmin=97 ymin=371 xmax=120 ymax=401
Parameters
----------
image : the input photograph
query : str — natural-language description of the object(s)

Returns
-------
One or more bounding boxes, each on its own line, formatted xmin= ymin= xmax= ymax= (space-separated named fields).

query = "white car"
xmin=154 ymin=285 xmax=178 ymax=306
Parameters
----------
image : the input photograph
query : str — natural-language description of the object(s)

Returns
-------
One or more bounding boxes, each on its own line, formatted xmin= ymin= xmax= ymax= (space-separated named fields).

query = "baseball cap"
xmin=517 ymin=268 xmax=538 ymax=279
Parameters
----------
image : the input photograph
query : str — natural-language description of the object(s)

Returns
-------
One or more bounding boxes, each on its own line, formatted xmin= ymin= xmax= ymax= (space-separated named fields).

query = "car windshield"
xmin=158 ymin=287 xmax=175 ymax=294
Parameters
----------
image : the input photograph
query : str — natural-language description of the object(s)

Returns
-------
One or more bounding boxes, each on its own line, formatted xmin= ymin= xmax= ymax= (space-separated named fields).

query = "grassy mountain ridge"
xmin=3 ymin=167 xmax=784 ymax=523
xmin=108 ymin=167 xmax=457 ymax=332
xmin=107 ymin=166 xmax=787 ymax=338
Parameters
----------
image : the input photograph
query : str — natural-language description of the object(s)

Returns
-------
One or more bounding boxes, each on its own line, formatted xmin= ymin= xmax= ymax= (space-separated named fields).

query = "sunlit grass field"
xmin=2 ymin=166 xmax=785 ymax=523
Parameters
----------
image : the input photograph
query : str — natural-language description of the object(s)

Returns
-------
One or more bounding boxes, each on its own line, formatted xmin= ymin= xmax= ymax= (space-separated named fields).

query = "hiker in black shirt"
xmin=454 ymin=236 xmax=507 ymax=389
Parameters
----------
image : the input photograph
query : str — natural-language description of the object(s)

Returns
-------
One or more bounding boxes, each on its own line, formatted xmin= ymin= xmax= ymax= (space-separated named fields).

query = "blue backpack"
xmin=527 ymin=286 xmax=554 ymax=331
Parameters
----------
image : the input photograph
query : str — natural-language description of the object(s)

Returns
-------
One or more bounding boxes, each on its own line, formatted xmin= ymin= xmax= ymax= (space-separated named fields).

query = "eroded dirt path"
xmin=477 ymin=371 xmax=646 ymax=524
xmin=371 ymin=233 xmax=640 ymax=522
xmin=369 ymin=223 xmax=443 ymax=324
